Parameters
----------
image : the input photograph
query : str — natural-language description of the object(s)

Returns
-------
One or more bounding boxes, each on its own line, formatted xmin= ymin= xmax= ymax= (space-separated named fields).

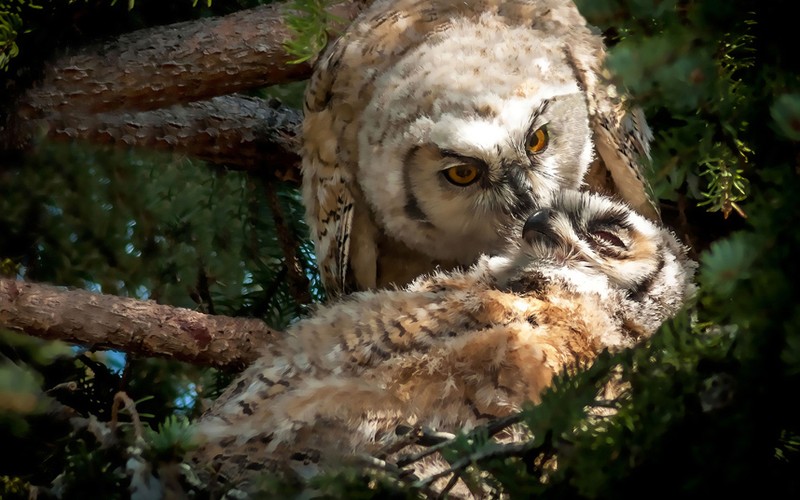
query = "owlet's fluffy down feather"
xmin=302 ymin=0 xmax=659 ymax=296
xmin=190 ymin=191 xmax=695 ymax=492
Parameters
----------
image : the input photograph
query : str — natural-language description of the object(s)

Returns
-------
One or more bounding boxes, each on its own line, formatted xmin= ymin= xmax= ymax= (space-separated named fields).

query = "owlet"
xmin=191 ymin=191 xmax=695 ymax=491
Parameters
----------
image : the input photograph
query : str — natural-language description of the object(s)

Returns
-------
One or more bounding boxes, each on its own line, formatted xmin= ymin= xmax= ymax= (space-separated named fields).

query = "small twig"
xmin=195 ymin=266 xmax=216 ymax=315
xmin=356 ymin=454 xmax=407 ymax=477
xmin=677 ymin=193 xmax=697 ymax=256
xmin=263 ymin=180 xmax=313 ymax=306
xmin=436 ymin=470 xmax=464 ymax=499
xmin=396 ymin=413 xmax=524 ymax=468
xmin=46 ymin=381 xmax=79 ymax=394
xmin=110 ymin=391 xmax=145 ymax=442
xmin=485 ymin=413 xmax=525 ymax=437
xmin=260 ymin=266 xmax=289 ymax=315
xmin=375 ymin=425 xmax=424 ymax=458
xmin=396 ymin=435 xmax=456 ymax=468
xmin=418 ymin=441 xmax=537 ymax=490
xmin=418 ymin=429 xmax=457 ymax=447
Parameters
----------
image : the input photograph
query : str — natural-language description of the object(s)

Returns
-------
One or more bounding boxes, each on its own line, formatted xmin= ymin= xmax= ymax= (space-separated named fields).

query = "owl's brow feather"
xmin=523 ymin=99 xmax=551 ymax=143
xmin=436 ymin=148 xmax=490 ymax=170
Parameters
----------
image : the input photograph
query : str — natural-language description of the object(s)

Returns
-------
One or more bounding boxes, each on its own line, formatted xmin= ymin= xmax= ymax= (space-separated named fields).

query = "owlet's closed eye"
xmin=589 ymin=229 xmax=627 ymax=252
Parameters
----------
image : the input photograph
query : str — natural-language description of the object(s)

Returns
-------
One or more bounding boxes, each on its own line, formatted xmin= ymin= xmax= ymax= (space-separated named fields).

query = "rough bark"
xmin=2 ymin=0 xmax=367 ymax=179
xmin=0 ymin=278 xmax=279 ymax=371
xmin=15 ymin=1 xmax=361 ymax=118
xmin=38 ymin=95 xmax=303 ymax=180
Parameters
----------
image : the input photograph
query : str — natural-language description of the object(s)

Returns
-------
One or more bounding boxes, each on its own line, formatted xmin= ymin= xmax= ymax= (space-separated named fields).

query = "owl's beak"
xmin=522 ymin=208 xmax=557 ymax=245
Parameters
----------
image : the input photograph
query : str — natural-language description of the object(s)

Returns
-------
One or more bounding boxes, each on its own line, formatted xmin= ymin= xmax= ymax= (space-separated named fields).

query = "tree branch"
xmin=16 ymin=1 xmax=362 ymax=118
xmin=263 ymin=179 xmax=313 ymax=303
xmin=30 ymin=95 xmax=303 ymax=181
xmin=0 ymin=278 xmax=279 ymax=371
xmin=2 ymin=0 xmax=367 ymax=179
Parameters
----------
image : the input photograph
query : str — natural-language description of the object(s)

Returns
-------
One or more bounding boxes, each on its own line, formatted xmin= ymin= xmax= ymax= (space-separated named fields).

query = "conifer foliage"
xmin=1 ymin=0 xmax=799 ymax=497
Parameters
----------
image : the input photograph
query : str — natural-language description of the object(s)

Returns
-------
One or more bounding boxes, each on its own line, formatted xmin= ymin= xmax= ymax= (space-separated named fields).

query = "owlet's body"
xmin=302 ymin=0 xmax=658 ymax=296
xmin=191 ymin=191 xmax=694 ymax=489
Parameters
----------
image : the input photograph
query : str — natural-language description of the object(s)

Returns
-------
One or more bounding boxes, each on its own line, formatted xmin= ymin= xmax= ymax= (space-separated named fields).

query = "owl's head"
xmin=492 ymin=190 xmax=696 ymax=335
xmin=356 ymin=15 xmax=594 ymax=266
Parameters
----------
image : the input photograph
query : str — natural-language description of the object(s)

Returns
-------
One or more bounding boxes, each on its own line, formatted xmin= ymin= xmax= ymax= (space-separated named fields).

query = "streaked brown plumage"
xmin=190 ymin=191 xmax=694 ymax=492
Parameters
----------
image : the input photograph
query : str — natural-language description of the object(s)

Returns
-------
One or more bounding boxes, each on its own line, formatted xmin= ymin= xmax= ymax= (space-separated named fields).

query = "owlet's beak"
xmin=522 ymin=208 xmax=556 ymax=245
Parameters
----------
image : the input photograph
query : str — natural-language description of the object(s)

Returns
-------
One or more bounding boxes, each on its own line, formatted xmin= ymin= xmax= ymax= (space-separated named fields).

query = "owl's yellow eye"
xmin=443 ymin=164 xmax=481 ymax=186
xmin=527 ymin=127 xmax=549 ymax=154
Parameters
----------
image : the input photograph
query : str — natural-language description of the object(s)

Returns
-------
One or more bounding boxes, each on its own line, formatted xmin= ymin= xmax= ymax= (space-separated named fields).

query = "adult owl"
xmin=302 ymin=0 xmax=658 ymax=296
xmin=191 ymin=191 xmax=694 ymax=492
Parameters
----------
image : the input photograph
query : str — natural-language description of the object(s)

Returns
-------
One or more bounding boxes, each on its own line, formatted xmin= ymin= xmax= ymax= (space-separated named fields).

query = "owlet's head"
xmin=493 ymin=190 xmax=697 ymax=335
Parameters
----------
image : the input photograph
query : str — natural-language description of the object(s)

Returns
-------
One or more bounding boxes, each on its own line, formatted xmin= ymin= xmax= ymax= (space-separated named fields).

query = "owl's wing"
xmin=592 ymin=103 xmax=660 ymax=221
xmin=301 ymin=37 xmax=358 ymax=297
xmin=301 ymin=153 xmax=355 ymax=297
xmin=565 ymin=45 xmax=661 ymax=222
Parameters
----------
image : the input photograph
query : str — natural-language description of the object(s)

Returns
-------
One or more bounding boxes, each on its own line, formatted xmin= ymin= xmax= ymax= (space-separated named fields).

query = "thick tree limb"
xmin=0 ymin=278 xmax=279 ymax=371
xmin=2 ymin=1 xmax=367 ymax=177
xmin=38 ymin=95 xmax=303 ymax=180
xmin=16 ymin=1 xmax=362 ymax=118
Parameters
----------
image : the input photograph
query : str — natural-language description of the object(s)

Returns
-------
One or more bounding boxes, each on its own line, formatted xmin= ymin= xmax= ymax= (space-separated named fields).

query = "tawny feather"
xmin=190 ymin=191 xmax=695 ymax=494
